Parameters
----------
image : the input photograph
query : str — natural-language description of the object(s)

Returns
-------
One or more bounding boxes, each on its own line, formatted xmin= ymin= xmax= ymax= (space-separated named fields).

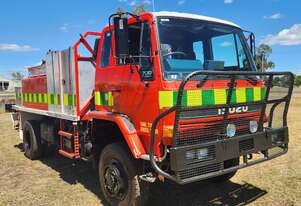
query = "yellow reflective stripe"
xmin=38 ymin=93 xmax=42 ymax=103
xmin=28 ymin=93 xmax=32 ymax=102
xmin=64 ymin=94 xmax=69 ymax=106
xmin=187 ymin=90 xmax=202 ymax=106
xmin=95 ymin=91 xmax=101 ymax=106
xmin=253 ymin=87 xmax=261 ymax=101
xmin=236 ymin=88 xmax=247 ymax=103
xmin=43 ymin=93 xmax=48 ymax=103
xmin=214 ymin=89 xmax=227 ymax=104
xmin=108 ymin=91 xmax=114 ymax=106
xmin=72 ymin=95 xmax=76 ymax=106
xmin=33 ymin=94 xmax=37 ymax=103
xmin=25 ymin=93 xmax=28 ymax=102
xmin=159 ymin=91 xmax=173 ymax=109
xmin=54 ymin=94 xmax=59 ymax=105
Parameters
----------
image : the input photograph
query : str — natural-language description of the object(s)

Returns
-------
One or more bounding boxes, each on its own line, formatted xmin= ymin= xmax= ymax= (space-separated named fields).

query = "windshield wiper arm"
xmin=196 ymin=75 xmax=209 ymax=88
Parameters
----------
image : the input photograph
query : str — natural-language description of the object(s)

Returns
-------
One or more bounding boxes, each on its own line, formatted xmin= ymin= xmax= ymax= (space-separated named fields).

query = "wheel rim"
xmin=103 ymin=160 xmax=128 ymax=200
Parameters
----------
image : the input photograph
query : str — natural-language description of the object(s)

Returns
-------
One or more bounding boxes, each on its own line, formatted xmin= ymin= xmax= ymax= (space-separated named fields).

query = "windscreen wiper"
xmin=196 ymin=75 xmax=209 ymax=88
xmin=245 ymin=75 xmax=258 ymax=86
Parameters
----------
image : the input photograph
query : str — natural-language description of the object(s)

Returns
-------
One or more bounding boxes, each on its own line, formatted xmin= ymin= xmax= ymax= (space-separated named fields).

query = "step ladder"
xmin=58 ymin=121 xmax=80 ymax=159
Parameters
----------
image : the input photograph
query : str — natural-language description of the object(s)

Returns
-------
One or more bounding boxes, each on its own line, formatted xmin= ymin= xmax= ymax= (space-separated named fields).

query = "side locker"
xmin=60 ymin=48 xmax=76 ymax=116
xmin=46 ymin=51 xmax=61 ymax=113
xmin=77 ymin=57 xmax=96 ymax=113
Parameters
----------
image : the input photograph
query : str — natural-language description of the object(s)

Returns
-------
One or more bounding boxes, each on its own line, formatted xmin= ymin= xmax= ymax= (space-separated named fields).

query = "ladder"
xmin=58 ymin=121 xmax=80 ymax=159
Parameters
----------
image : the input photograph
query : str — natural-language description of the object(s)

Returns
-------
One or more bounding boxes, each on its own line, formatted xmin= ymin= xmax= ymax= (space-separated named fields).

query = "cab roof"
xmin=151 ymin=11 xmax=241 ymax=29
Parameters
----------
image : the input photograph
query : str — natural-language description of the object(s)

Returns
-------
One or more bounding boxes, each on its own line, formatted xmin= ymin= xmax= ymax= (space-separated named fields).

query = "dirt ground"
xmin=0 ymin=93 xmax=300 ymax=206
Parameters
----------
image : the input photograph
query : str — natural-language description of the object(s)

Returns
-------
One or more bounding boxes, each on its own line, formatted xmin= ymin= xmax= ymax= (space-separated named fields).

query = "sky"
xmin=0 ymin=0 xmax=300 ymax=78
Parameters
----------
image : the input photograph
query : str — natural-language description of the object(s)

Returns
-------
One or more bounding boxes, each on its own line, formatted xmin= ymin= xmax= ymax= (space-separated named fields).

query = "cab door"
xmin=95 ymin=31 xmax=123 ymax=112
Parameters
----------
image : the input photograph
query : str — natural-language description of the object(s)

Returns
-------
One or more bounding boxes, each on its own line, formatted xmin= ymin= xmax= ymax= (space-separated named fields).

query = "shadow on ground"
xmin=15 ymin=144 xmax=267 ymax=206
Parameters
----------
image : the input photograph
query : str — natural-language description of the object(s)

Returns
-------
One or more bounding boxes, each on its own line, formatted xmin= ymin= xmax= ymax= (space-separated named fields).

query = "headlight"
xmin=185 ymin=148 xmax=209 ymax=160
xmin=226 ymin=124 xmax=236 ymax=137
xmin=249 ymin=120 xmax=258 ymax=133
xmin=185 ymin=150 xmax=195 ymax=160
xmin=196 ymin=148 xmax=209 ymax=160
xmin=166 ymin=73 xmax=180 ymax=80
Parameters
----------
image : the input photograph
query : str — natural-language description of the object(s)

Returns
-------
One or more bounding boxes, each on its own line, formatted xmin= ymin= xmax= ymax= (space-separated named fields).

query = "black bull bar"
xmin=150 ymin=71 xmax=295 ymax=184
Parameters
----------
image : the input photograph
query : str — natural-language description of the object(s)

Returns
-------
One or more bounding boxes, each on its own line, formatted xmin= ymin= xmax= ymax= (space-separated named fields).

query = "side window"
xmin=140 ymin=22 xmax=151 ymax=57
xmin=126 ymin=23 xmax=142 ymax=64
xmin=101 ymin=32 xmax=112 ymax=67
xmin=193 ymin=41 xmax=204 ymax=63
xmin=211 ymin=34 xmax=238 ymax=67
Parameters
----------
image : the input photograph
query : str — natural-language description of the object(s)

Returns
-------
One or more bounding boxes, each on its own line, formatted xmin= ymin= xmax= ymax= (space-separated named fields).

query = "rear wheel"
xmin=211 ymin=158 xmax=239 ymax=183
xmin=23 ymin=121 xmax=43 ymax=160
xmin=98 ymin=143 xmax=149 ymax=206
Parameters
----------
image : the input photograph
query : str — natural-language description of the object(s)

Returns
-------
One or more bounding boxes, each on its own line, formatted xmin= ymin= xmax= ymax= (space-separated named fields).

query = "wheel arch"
xmin=87 ymin=111 xmax=146 ymax=159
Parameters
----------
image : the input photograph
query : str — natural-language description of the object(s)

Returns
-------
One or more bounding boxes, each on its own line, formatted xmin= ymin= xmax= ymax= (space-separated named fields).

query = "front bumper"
xmin=169 ymin=127 xmax=288 ymax=184
xmin=149 ymin=71 xmax=294 ymax=185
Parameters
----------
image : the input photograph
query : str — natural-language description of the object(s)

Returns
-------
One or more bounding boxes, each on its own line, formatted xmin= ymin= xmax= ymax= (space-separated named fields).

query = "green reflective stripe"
xmin=95 ymin=91 xmax=115 ymax=106
xmin=159 ymin=87 xmax=267 ymax=109
xmin=202 ymin=90 xmax=215 ymax=105
xmin=246 ymin=88 xmax=254 ymax=102
xmin=261 ymin=87 xmax=266 ymax=100
xmin=63 ymin=93 xmax=76 ymax=106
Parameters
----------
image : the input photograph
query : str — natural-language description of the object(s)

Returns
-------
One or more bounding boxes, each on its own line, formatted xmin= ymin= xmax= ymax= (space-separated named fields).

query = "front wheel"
xmin=98 ymin=143 xmax=149 ymax=206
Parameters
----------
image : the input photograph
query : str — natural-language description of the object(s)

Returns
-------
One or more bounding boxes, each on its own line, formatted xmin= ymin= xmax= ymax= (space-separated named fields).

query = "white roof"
xmin=0 ymin=76 xmax=10 ymax=82
xmin=152 ymin=11 xmax=240 ymax=28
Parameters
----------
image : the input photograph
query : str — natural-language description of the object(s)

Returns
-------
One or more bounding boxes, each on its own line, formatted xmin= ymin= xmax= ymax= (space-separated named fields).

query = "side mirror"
xmin=244 ymin=31 xmax=256 ymax=60
xmin=113 ymin=17 xmax=129 ymax=63
xmin=93 ymin=38 xmax=100 ymax=59
xmin=249 ymin=33 xmax=256 ymax=59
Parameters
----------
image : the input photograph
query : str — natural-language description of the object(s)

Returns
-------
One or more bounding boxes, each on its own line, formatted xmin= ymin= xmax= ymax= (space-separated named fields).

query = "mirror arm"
xmin=108 ymin=12 xmax=141 ymax=34
xmin=79 ymin=34 xmax=96 ymax=57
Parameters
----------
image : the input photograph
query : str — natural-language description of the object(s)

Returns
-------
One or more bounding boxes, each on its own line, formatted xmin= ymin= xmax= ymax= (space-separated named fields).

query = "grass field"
xmin=0 ymin=93 xmax=300 ymax=206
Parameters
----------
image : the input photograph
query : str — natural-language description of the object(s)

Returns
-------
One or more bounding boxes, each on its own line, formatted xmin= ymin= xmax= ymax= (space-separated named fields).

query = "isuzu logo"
xmin=218 ymin=106 xmax=249 ymax=115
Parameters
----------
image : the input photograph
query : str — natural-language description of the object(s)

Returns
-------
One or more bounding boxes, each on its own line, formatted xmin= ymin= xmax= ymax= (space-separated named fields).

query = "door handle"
xmin=111 ymin=88 xmax=121 ymax=92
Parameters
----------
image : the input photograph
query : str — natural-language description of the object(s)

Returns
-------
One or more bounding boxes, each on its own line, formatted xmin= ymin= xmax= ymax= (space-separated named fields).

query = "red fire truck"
xmin=13 ymin=11 xmax=294 ymax=206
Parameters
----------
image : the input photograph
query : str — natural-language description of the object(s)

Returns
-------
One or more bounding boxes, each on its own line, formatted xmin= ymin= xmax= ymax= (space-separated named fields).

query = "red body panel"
xmin=22 ymin=75 xmax=48 ymax=110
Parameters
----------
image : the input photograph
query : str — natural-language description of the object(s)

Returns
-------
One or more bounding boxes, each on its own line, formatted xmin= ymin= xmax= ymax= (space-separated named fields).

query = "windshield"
xmin=157 ymin=17 xmax=256 ymax=80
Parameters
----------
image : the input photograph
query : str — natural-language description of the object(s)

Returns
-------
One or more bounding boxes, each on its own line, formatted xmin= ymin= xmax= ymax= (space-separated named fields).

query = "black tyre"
xmin=211 ymin=158 xmax=239 ymax=183
xmin=23 ymin=120 xmax=43 ymax=160
xmin=98 ymin=143 xmax=149 ymax=206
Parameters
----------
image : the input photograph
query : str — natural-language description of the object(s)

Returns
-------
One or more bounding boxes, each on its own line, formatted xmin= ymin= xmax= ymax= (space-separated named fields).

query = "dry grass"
xmin=0 ymin=93 xmax=301 ymax=206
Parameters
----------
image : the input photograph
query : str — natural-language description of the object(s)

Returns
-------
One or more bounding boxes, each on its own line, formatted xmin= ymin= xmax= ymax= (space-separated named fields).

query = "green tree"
xmin=132 ymin=4 xmax=147 ymax=15
xmin=11 ymin=72 xmax=24 ymax=81
xmin=295 ymin=75 xmax=301 ymax=87
xmin=256 ymin=44 xmax=275 ymax=72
